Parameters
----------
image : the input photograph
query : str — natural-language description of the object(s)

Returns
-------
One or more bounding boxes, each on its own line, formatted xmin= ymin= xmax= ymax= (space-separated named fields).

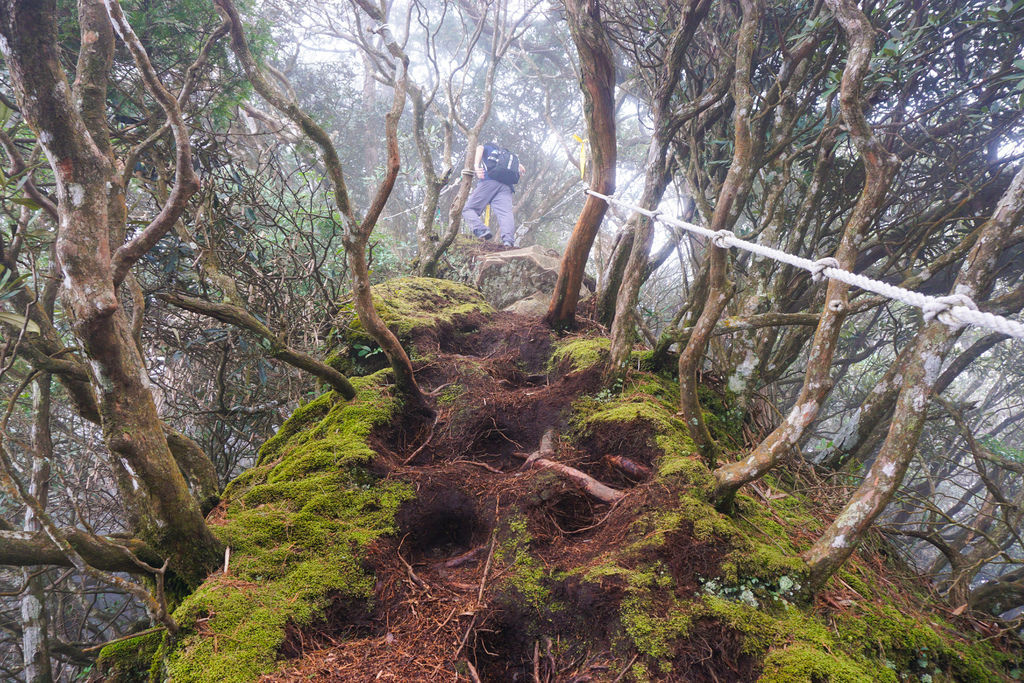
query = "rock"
xmin=439 ymin=239 xmax=590 ymax=314
xmin=474 ymin=245 xmax=589 ymax=310
xmin=502 ymin=291 xmax=552 ymax=316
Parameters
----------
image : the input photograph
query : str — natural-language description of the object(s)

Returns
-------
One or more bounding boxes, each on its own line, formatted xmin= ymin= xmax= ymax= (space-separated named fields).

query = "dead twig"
xmin=464 ymin=659 xmax=482 ymax=683
xmin=453 ymin=459 xmax=504 ymax=474
xmin=454 ymin=498 xmax=499 ymax=662
xmin=519 ymin=429 xmax=624 ymax=504
xmin=396 ymin=536 xmax=428 ymax=589
xmin=611 ymin=653 xmax=639 ymax=682
xmin=404 ymin=414 xmax=439 ymax=465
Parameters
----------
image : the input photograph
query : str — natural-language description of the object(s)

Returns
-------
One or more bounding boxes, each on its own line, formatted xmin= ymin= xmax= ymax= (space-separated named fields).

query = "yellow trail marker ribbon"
xmin=573 ymin=134 xmax=587 ymax=179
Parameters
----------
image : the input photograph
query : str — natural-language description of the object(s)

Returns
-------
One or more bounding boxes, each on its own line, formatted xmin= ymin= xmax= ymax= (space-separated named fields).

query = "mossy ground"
xmin=152 ymin=373 xmax=414 ymax=682
xmin=332 ymin=277 xmax=494 ymax=374
xmin=134 ymin=281 xmax=1020 ymax=682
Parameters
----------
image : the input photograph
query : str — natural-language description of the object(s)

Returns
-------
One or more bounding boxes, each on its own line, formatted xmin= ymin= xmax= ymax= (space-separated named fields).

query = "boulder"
xmin=474 ymin=245 xmax=565 ymax=309
xmin=502 ymin=290 xmax=552 ymax=316
xmin=468 ymin=245 xmax=589 ymax=313
xmin=440 ymin=239 xmax=590 ymax=314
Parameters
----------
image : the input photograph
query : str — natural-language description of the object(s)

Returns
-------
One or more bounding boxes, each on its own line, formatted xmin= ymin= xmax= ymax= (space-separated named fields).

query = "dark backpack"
xmin=483 ymin=145 xmax=521 ymax=186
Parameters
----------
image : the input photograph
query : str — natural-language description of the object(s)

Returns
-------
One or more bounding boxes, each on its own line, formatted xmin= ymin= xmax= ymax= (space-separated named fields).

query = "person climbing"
xmin=463 ymin=142 xmax=525 ymax=248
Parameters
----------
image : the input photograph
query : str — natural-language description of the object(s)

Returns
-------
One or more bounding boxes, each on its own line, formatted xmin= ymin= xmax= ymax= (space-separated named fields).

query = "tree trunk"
xmin=0 ymin=0 xmax=223 ymax=586
xmin=411 ymin=85 xmax=453 ymax=274
xmin=216 ymin=0 xmax=426 ymax=407
xmin=677 ymin=0 xmax=760 ymax=466
xmin=815 ymin=333 xmax=1005 ymax=470
xmin=544 ymin=0 xmax=617 ymax=328
xmin=594 ymin=226 xmax=633 ymax=327
xmin=419 ymin=12 xmax=498 ymax=277
xmin=803 ymin=160 xmax=1024 ymax=591
xmin=159 ymin=292 xmax=356 ymax=400
xmin=605 ymin=0 xmax=710 ymax=378
xmin=21 ymin=375 xmax=53 ymax=683
xmin=710 ymin=0 xmax=898 ymax=509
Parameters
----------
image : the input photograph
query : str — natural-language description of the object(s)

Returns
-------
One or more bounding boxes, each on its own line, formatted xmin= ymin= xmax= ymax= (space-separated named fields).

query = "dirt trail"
xmin=251 ymin=307 xmax=1018 ymax=683
xmin=260 ymin=311 xmax=680 ymax=682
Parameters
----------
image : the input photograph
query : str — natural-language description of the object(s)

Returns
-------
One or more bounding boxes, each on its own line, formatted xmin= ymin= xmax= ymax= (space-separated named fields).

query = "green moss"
xmin=572 ymin=373 xmax=705 ymax=489
xmin=436 ymin=383 xmax=464 ymax=405
xmin=621 ymin=591 xmax=691 ymax=665
xmin=549 ymin=337 xmax=610 ymax=373
xmin=155 ymin=297 xmax=1019 ymax=683
xmin=495 ymin=515 xmax=553 ymax=610
xmin=834 ymin=604 xmax=1010 ymax=682
xmin=341 ymin=277 xmax=492 ymax=345
xmin=97 ymin=630 xmax=163 ymax=682
xmin=163 ymin=373 xmax=414 ymax=682
xmin=760 ymin=644 xmax=877 ymax=683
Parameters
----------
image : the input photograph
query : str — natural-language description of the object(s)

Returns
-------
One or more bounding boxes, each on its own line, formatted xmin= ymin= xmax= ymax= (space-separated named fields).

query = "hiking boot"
xmin=474 ymin=229 xmax=493 ymax=241
xmin=502 ymin=239 xmax=514 ymax=248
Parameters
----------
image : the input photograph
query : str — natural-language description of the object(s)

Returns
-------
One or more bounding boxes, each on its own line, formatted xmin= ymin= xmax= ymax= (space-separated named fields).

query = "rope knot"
xmin=922 ymin=293 xmax=978 ymax=328
xmin=711 ymin=230 xmax=734 ymax=249
xmin=810 ymin=257 xmax=840 ymax=282
xmin=647 ymin=209 xmax=662 ymax=222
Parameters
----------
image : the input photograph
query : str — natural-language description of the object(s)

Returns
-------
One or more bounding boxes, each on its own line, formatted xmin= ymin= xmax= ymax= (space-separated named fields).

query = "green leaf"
xmin=0 ymin=311 xmax=41 ymax=334
xmin=10 ymin=197 xmax=42 ymax=211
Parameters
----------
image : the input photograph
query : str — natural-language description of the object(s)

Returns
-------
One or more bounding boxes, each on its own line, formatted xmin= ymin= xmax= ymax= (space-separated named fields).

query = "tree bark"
xmin=0 ymin=529 xmax=160 ymax=573
xmin=803 ymin=160 xmax=1024 ymax=591
xmin=544 ymin=0 xmax=617 ymax=328
xmin=21 ymin=375 xmax=53 ymax=683
xmin=968 ymin=567 xmax=1024 ymax=617
xmin=677 ymin=0 xmax=760 ymax=466
xmin=0 ymin=0 xmax=222 ymax=586
xmin=159 ymin=292 xmax=356 ymax=400
xmin=411 ymin=85 xmax=453 ymax=273
xmin=215 ymin=0 xmax=426 ymax=406
xmin=815 ymin=333 xmax=1005 ymax=470
xmin=418 ymin=8 xmax=497 ymax=277
xmin=710 ymin=0 xmax=898 ymax=509
xmin=605 ymin=0 xmax=711 ymax=378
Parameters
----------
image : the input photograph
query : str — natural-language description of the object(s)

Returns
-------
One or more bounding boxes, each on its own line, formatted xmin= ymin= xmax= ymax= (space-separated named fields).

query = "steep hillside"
xmin=99 ymin=278 xmax=1022 ymax=682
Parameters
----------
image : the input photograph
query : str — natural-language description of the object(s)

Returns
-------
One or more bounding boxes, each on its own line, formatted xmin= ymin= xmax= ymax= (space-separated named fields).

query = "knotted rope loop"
xmin=711 ymin=230 xmax=734 ymax=249
xmin=922 ymin=294 xmax=978 ymax=329
xmin=810 ymin=257 xmax=840 ymax=282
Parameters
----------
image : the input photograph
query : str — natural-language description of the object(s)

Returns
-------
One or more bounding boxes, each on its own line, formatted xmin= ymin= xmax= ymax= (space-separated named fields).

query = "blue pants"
xmin=463 ymin=179 xmax=515 ymax=243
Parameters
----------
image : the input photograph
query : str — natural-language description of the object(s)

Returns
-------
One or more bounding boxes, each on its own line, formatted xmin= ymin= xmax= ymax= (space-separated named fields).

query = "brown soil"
xmin=667 ymin=618 xmax=760 ymax=682
xmin=257 ymin=312 xmax=780 ymax=682
xmin=630 ymin=521 xmax=731 ymax=597
xmin=577 ymin=417 xmax=663 ymax=488
xmin=278 ymin=595 xmax=380 ymax=660
xmin=251 ymin=302 xmax=1024 ymax=682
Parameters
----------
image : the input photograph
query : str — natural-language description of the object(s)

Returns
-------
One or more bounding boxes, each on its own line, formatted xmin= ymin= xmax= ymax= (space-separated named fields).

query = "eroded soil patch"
xmin=264 ymin=312 xmax=746 ymax=682
xmin=669 ymin=618 xmax=761 ymax=682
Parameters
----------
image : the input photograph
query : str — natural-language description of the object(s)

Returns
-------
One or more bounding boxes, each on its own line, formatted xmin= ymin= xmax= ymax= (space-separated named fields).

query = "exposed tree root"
xmin=521 ymin=429 xmax=625 ymax=504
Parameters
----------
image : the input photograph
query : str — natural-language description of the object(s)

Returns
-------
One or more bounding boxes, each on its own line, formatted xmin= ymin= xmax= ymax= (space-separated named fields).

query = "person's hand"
xmin=476 ymin=166 xmax=485 ymax=179
xmin=519 ymin=164 xmax=526 ymax=175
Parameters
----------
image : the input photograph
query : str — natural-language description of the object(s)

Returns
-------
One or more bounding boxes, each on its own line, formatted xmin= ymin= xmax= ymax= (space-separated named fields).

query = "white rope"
xmin=584 ymin=189 xmax=1024 ymax=340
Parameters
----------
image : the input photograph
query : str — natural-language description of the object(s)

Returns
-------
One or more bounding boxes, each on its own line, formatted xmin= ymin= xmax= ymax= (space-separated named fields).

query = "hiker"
xmin=463 ymin=142 xmax=525 ymax=248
